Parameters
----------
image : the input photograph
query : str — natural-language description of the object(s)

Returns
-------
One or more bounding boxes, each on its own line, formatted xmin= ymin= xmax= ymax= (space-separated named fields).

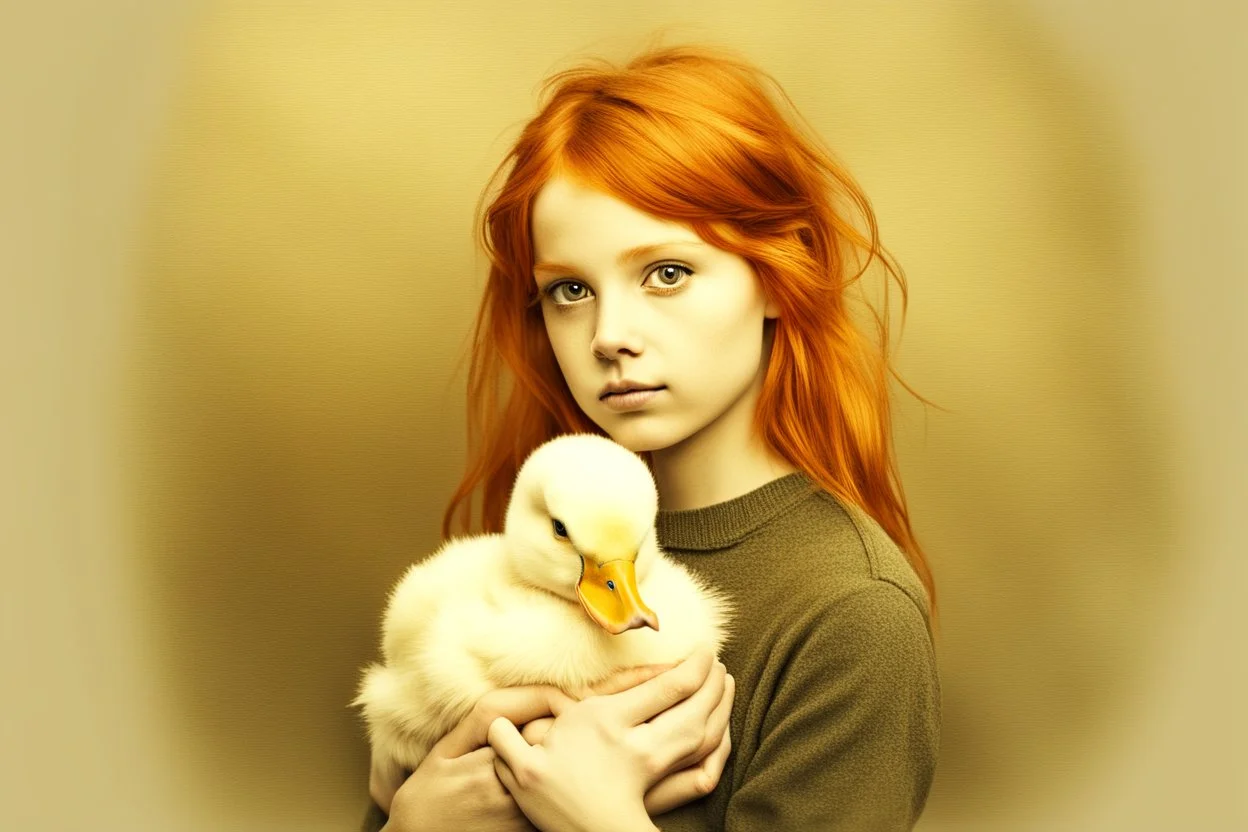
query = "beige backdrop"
xmin=5 ymin=0 xmax=1244 ymax=830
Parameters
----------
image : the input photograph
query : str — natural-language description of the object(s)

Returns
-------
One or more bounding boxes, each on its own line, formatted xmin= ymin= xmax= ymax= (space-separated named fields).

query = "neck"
xmin=650 ymin=365 xmax=796 ymax=511
xmin=652 ymin=437 xmax=795 ymax=511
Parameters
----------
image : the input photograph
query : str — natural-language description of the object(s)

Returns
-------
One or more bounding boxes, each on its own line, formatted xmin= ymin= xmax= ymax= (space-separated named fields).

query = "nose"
xmin=590 ymin=292 xmax=643 ymax=359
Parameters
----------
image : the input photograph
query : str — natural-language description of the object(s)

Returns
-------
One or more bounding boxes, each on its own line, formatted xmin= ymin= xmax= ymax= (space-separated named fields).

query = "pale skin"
xmin=380 ymin=174 xmax=790 ymax=829
xmin=530 ymin=175 xmax=796 ymax=510
xmin=488 ymin=649 xmax=731 ymax=832
xmin=380 ymin=648 xmax=733 ymax=831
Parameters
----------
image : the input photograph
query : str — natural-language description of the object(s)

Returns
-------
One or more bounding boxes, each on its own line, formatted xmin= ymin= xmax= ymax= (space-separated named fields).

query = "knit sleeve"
xmin=724 ymin=581 xmax=941 ymax=831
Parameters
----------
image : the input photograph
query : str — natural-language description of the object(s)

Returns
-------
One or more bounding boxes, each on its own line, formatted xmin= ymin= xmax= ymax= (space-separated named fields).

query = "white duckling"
xmin=353 ymin=432 xmax=732 ymax=798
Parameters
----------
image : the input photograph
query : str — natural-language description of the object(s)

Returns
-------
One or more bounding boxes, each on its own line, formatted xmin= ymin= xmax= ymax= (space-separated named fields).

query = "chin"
xmin=594 ymin=418 xmax=690 ymax=455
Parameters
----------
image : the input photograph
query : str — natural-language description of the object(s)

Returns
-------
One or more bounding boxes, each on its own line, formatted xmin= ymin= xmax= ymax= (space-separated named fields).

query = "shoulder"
xmin=735 ymin=496 xmax=939 ymax=708
xmin=807 ymin=580 xmax=935 ymax=681
xmin=771 ymin=576 xmax=936 ymax=689
xmin=759 ymin=485 xmax=932 ymax=629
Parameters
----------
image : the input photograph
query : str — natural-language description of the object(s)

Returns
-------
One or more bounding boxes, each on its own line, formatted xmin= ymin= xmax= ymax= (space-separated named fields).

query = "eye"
xmin=552 ymin=518 xmax=568 ymax=538
xmin=606 ymin=579 xmax=616 ymax=591
xmin=546 ymin=280 xmax=592 ymax=305
xmin=645 ymin=263 xmax=693 ymax=289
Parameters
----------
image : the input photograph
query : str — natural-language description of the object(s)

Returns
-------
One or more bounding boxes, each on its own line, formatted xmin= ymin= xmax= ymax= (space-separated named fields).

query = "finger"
xmin=487 ymin=716 xmax=539 ymax=790
xmin=368 ymin=755 xmax=405 ymax=815
xmin=492 ymin=749 xmax=519 ymax=796
xmin=638 ymin=661 xmax=726 ymax=777
xmin=520 ymin=715 xmax=554 ymax=745
xmin=578 ymin=663 xmax=679 ymax=699
xmin=643 ymin=720 xmax=732 ymax=816
xmin=661 ymin=671 xmax=734 ymax=775
xmin=643 ymin=657 xmax=725 ymax=735
xmin=608 ymin=645 xmax=716 ymax=726
xmin=434 ymin=685 xmax=576 ymax=759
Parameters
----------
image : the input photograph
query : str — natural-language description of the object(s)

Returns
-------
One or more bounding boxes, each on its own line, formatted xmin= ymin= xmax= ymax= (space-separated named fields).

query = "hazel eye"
xmin=548 ymin=281 xmax=590 ymax=304
xmin=647 ymin=263 xmax=693 ymax=288
xmin=552 ymin=519 xmax=568 ymax=538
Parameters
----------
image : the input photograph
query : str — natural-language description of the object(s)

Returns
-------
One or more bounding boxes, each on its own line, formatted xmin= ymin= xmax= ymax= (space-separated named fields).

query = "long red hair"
xmin=442 ymin=44 xmax=940 ymax=632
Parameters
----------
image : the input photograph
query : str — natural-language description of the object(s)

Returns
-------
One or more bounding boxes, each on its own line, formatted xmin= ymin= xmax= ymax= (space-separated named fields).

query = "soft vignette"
xmin=5 ymin=0 xmax=1243 ymax=830
xmin=131 ymin=1 xmax=1178 ymax=825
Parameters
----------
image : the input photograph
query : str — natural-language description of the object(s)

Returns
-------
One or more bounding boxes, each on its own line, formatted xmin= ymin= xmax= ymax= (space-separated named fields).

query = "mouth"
xmin=599 ymin=384 xmax=666 ymax=401
xmin=599 ymin=386 xmax=666 ymax=412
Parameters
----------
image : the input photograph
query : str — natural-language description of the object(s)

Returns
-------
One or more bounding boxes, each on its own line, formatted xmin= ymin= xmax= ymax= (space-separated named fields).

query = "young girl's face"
xmin=530 ymin=175 xmax=778 ymax=456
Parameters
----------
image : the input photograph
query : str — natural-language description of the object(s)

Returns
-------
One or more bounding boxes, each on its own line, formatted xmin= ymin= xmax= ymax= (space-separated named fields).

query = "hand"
xmin=487 ymin=646 xmax=729 ymax=832
xmin=519 ymin=660 xmax=736 ymax=816
xmin=368 ymin=745 xmax=406 ymax=817
xmin=382 ymin=685 xmax=577 ymax=832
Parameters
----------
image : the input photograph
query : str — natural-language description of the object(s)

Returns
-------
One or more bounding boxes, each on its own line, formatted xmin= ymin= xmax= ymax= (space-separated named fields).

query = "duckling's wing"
xmin=378 ymin=534 xmax=503 ymax=665
xmin=356 ymin=534 xmax=506 ymax=773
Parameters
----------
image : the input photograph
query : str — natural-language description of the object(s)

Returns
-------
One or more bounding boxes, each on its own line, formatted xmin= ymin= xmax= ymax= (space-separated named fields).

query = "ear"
xmin=764 ymin=294 xmax=781 ymax=319
xmin=753 ymin=263 xmax=780 ymax=318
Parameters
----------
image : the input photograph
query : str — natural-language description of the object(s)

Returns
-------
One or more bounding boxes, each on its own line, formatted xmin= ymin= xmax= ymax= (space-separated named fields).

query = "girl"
xmin=364 ymin=42 xmax=940 ymax=832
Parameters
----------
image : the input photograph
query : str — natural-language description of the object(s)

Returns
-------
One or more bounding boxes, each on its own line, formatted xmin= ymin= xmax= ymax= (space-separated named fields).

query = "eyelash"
xmin=543 ymin=263 xmax=694 ymax=306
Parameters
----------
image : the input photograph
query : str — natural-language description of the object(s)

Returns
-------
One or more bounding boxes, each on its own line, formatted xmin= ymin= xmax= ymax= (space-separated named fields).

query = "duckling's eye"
xmin=552 ymin=519 xmax=568 ymax=538
xmin=606 ymin=580 xmax=616 ymax=591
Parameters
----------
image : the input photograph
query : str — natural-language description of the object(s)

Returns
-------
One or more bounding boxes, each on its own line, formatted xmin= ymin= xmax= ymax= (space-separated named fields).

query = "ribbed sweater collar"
xmin=655 ymin=472 xmax=820 ymax=552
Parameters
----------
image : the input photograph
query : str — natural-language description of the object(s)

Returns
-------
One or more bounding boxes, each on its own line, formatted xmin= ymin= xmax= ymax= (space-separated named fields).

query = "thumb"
xmin=486 ymin=716 xmax=531 ymax=772
xmin=488 ymin=716 xmax=543 ymax=796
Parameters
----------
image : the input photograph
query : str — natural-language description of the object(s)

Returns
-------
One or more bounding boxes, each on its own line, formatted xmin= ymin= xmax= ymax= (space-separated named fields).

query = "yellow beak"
xmin=576 ymin=557 xmax=660 ymax=635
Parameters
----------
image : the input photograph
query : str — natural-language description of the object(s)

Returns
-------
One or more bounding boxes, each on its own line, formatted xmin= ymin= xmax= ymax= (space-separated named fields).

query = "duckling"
xmin=353 ymin=433 xmax=732 ymax=800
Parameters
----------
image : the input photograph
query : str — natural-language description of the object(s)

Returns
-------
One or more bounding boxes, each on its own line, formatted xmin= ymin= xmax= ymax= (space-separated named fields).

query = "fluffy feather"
xmin=353 ymin=433 xmax=732 ymax=785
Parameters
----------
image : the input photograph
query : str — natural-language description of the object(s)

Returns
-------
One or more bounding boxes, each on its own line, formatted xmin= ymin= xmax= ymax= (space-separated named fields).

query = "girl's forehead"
xmin=531 ymin=176 xmax=701 ymax=251
xmin=533 ymin=176 xmax=655 ymax=223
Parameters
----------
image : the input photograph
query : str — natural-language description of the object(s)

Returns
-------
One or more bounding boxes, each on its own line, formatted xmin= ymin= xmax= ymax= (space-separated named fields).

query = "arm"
xmin=726 ymin=582 xmax=940 ymax=831
xmin=361 ymin=660 xmax=732 ymax=832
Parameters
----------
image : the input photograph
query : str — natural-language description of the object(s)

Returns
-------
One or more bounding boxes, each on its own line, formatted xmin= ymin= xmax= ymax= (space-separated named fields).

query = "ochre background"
xmin=5 ymin=1 xmax=1244 ymax=829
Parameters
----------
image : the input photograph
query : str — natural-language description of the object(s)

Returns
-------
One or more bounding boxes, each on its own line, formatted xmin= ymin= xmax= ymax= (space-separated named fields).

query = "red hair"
xmin=442 ymin=44 xmax=940 ymax=632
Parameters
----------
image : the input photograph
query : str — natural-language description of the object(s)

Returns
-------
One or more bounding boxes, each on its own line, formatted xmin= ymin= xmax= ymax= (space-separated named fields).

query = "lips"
xmin=599 ymin=382 xmax=664 ymax=400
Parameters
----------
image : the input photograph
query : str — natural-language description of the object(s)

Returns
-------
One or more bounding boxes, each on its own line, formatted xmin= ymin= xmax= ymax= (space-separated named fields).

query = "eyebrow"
xmin=533 ymin=241 xmax=706 ymax=277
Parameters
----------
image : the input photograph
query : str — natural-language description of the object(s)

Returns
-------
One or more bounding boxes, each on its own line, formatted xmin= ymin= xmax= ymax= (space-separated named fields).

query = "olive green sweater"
xmin=361 ymin=473 xmax=940 ymax=831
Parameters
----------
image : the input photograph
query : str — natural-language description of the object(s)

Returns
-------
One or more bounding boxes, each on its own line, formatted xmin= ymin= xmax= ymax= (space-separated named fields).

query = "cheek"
xmin=544 ymin=320 xmax=595 ymax=392
xmin=542 ymin=316 xmax=575 ymax=363
xmin=682 ymin=306 xmax=764 ymax=368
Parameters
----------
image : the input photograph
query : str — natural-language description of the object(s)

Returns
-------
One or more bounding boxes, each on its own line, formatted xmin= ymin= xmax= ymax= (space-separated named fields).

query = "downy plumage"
xmin=354 ymin=433 xmax=732 ymax=789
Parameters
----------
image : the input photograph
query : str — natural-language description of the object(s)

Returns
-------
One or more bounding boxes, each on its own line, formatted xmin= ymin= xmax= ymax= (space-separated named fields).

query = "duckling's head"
xmin=504 ymin=433 xmax=661 ymax=635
